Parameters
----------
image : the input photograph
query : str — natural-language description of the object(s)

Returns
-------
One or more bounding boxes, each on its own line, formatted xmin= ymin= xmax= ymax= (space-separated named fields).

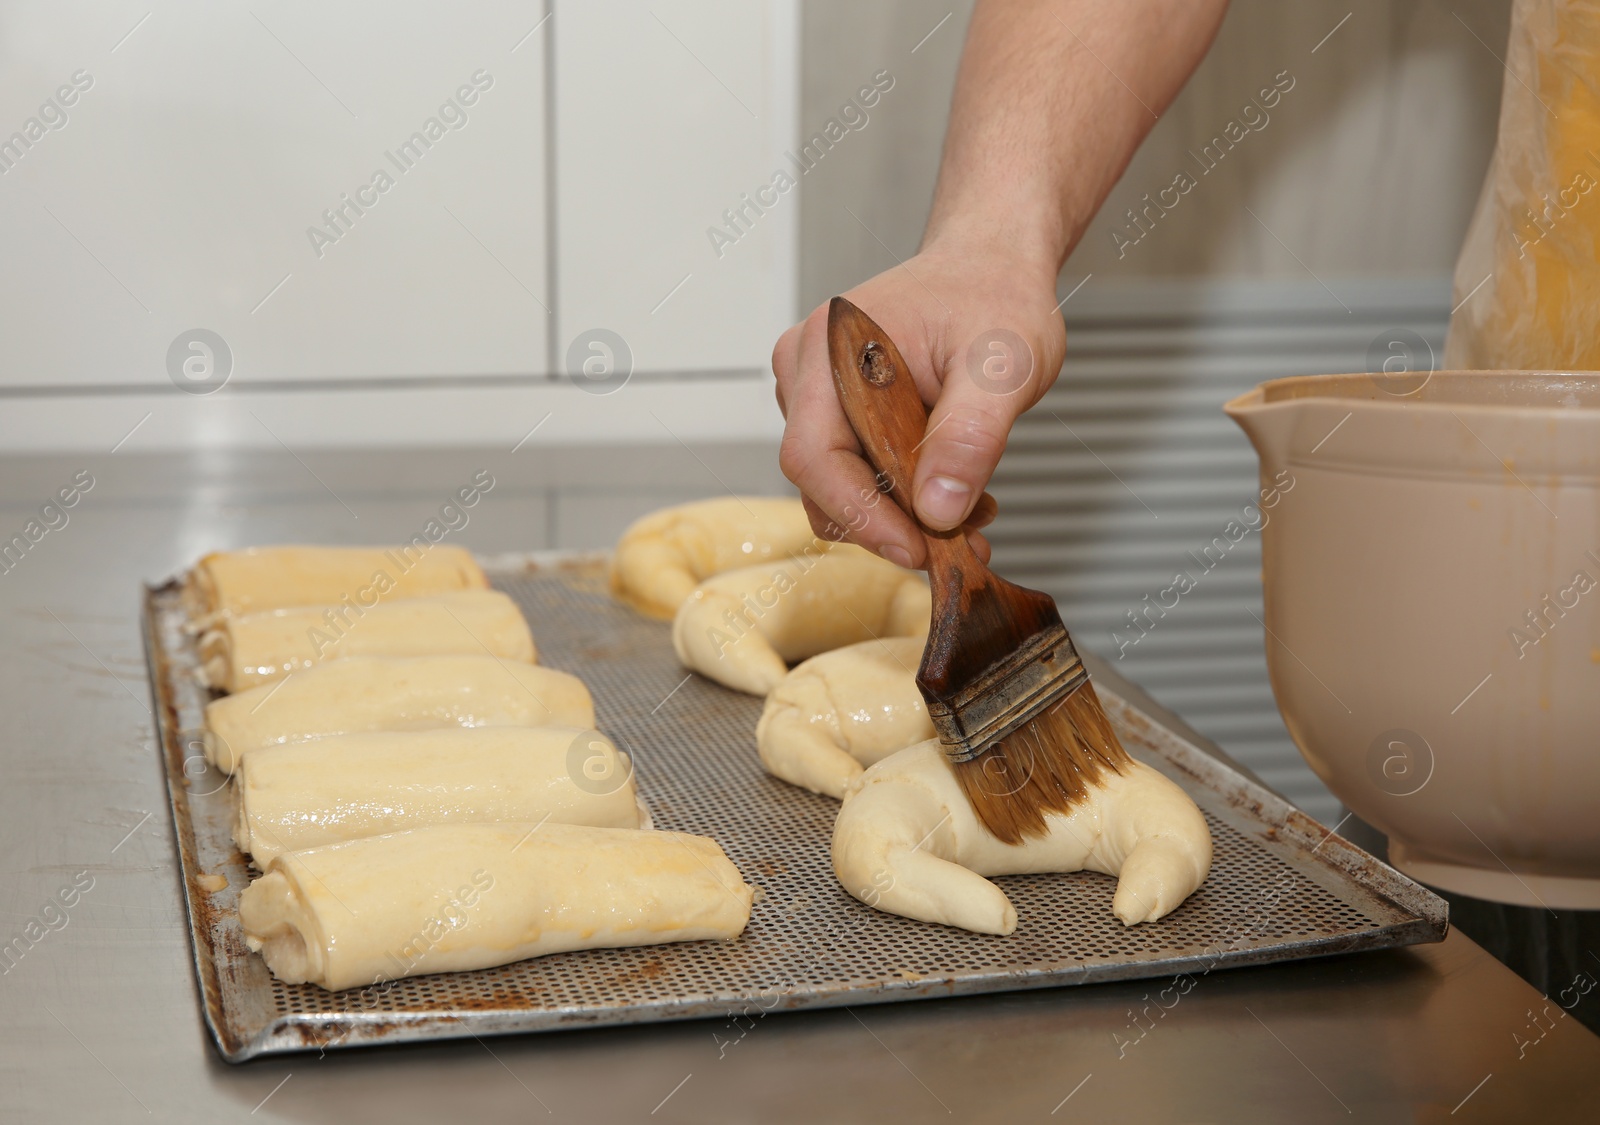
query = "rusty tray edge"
xmin=141 ymin=579 xmax=246 ymax=1060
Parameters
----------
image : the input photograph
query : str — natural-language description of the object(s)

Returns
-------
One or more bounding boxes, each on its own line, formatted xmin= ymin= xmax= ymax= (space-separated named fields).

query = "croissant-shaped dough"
xmin=185 ymin=545 xmax=487 ymax=625
xmin=199 ymin=590 xmax=535 ymax=692
xmin=204 ymin=654 xmax=594 ymax=774
xmin=672 ymin=543 xmax=931 ymax=695
xmin=233 ymin=726 xmax=643 ymax=866
xmin=240 ymin=822 xmax=754 ymax=991
xmin=757 ymin=637 xmax=934 ymax=798
xmin=610 ymin=496 xmax=817 ymax=619
xmin=832 ymin=741 xmax=1212 ymax=934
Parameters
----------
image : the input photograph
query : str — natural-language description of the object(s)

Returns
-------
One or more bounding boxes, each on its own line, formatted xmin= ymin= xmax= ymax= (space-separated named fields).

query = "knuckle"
xmin=771 ymin=324 xmax=800 ymax=379
xmin=777 ymin=431 xmax=811 ymax=484
xmin=930 ymin=404 xmax=1009 ymax=467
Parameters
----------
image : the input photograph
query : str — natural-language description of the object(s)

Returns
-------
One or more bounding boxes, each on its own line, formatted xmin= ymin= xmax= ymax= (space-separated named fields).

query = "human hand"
xmin=771 ymin=243 xmax=1066 ymax=569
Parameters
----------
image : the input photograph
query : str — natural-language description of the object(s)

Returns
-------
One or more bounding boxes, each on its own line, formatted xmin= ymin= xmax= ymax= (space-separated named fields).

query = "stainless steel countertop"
xmin=2 ymin=446 xmax=1597 ymax=1123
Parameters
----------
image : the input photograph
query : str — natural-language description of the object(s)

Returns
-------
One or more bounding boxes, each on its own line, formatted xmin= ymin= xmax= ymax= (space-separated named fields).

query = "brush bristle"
xmin=950 ymin=684 xmax=1132 ymax=846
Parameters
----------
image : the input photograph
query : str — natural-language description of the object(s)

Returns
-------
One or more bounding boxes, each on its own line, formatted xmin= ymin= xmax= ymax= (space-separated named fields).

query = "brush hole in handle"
xmin=826 ymin=298 xmax=932 ymax=523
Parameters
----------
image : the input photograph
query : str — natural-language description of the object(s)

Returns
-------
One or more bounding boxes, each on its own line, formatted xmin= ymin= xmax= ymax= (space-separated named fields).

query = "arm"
xmin=773 ymin=0 xmax=1229 ymax=567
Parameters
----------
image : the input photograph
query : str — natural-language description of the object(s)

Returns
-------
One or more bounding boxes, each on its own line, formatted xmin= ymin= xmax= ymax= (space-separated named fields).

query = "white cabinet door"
xmin=0 ymin=0 xmax=549 ymax=392
xmin=552 ymin=0 xmax=798 ymax=382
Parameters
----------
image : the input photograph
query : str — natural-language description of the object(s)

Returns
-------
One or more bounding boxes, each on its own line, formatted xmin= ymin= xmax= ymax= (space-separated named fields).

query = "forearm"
xmin=771 ymin=0 xmax=1230 ymax=558
xmin=924 ymin=0 xmax=1230 ymax=275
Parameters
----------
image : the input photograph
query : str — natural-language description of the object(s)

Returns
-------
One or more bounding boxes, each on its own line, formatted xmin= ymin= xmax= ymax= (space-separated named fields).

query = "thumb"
xmin=911 ymin=374 xmax=1027 ymax=532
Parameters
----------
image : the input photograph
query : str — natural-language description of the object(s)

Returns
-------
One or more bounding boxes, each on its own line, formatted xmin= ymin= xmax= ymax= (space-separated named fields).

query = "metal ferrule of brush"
xmin=928 ymin=622 xmax=1090 ymax=763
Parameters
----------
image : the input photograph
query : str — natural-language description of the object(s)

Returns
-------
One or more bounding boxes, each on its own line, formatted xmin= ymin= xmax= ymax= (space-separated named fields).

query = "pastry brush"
xmin=826 ymin=296 xmax=1131 ymax=845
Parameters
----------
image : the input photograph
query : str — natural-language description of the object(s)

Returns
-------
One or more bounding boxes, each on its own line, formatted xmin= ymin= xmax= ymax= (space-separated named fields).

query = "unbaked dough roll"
xmin=610 ymin=496 xmax=817 ymax=620
xmin=234 ymin=726 xmax=642 ymax=866
xmin=239 ymin=822 xmax=754 ymax=991
xmin=203 ymin=655 xmax=594 ymax=774
xmin=200 ymin=590 xmax=535 ymax=692
xmin=184 ymin=544 xmax=487 ymax=624
xmin=672 ymin=543 xmax=931 ymax=695
xmin=832 ymin=741 xmax=1212 ymax=934
xmin=757 ymin=637 xmax=934 ymax=798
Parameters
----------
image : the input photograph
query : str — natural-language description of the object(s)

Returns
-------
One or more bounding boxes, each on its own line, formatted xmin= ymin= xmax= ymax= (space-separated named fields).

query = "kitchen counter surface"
xmin=2 ymin=446 xmax=1596 ymax=1123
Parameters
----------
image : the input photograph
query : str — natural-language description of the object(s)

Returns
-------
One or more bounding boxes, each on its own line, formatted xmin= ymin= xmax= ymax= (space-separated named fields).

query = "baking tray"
xmin=141 ymin=553 xmax=1448 ymax=1062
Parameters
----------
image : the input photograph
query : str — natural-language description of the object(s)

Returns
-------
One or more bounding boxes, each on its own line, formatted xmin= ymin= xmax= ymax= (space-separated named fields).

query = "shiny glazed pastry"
xmin=239 ymin=822 xmax=755 ymax=991
xmin=233 ymin=726 xmax=642 ymax=866
xmin=610 ymin=496 xmax=818 ymax=619
xmin=672 ymin=543 xmax=931 ymax=695
xmin=203 ymin=654 xmax=594 ymax=774
xmin=184 ymin=544 xmax=487 ymax=625
xmin=832 ymin=741 xmax=1212 ymax=934
xmin=604 ymin=496 xmax=819 ymax=620
xmin=756 ymin=637 xmax=934 ymax=798
xmin=199 ymin=590 xmax=536 ymax=692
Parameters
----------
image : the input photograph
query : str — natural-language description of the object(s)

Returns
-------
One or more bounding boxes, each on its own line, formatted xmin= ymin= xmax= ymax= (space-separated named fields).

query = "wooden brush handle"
xmin=827 ymin=296 xmax=1065 ymax=701
xmin=824 ymin=297 xmax=979 ymax=566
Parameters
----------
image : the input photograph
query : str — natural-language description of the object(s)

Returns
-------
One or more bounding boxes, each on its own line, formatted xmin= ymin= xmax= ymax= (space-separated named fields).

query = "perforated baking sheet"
xmin=141 ymin=553 xmax=1447 ymax=1062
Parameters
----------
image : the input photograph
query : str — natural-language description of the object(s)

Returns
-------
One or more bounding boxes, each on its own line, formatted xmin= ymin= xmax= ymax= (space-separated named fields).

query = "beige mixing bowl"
xmin=1226 ymin=371 xmax=1600 ymax=909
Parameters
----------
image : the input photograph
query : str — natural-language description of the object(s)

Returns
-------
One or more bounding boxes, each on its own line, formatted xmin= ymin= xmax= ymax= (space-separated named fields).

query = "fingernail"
xmin=917 ymin=476 xmax=972 ymax=528
xmin=879 ymin=544 xmax=914 ymax=569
